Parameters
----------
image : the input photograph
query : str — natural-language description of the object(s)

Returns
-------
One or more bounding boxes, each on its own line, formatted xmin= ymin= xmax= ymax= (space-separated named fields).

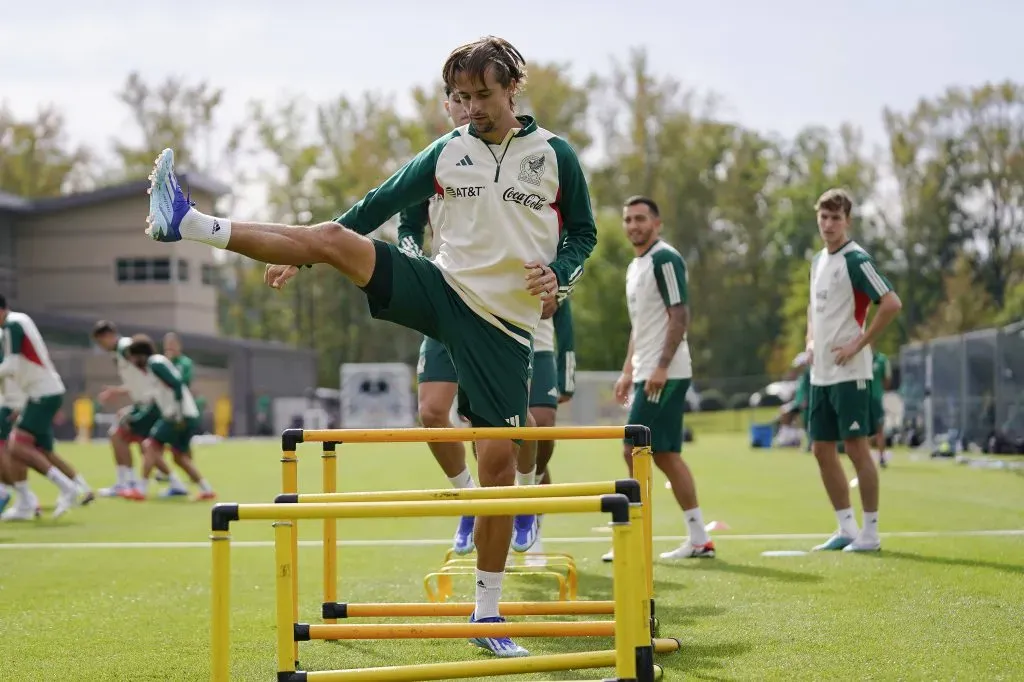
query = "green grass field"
xmin=1 ymin=432 xmax=1023 ymax=681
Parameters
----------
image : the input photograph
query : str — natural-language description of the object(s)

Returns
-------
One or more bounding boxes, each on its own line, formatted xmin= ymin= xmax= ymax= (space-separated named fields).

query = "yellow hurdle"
xmin=276 ymin=425 xmax=656 ymax=628
xmin=209 ymin=492 xmax=670 ymax=682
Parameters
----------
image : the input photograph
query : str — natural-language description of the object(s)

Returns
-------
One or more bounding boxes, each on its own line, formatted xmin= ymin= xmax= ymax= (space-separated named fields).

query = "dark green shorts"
xmin=625 ymin=379 xmax=690 ymax=453
xmin=116 ymin=403 xmax=161 ymax=442
xmin=16 ymin=393 xmax=63 ymax=454
xmin=808 ymin=380 xmax=880 ymax=442
xmin=0 ymin=406 xmax=15 ymax=442
xmin=529 ymin=350 xmax=558 ymax=409
xmin=417 ymin=336 xmax=458 ymax=384
xmin=363 ymin=240 xmax=531 ymax=429
xmin=149 ymin=416 xmax=200 ymax=454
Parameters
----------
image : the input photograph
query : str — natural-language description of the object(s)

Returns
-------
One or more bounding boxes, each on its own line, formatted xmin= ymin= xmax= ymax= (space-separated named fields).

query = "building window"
xmin=201 ymin=263 xmax=219 ymax=286
xmin=178 ymin=259 xmax=189 ymax=282
xmin=115 ymin=257 xmax=175 ymax=284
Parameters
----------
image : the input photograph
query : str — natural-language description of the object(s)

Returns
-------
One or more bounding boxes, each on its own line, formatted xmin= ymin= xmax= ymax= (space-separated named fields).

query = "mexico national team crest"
xmin=519 ymin=153 xmax=546 ymax=186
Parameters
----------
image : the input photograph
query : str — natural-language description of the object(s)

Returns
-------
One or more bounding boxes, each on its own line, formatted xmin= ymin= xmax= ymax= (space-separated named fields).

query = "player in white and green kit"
xmin=0 ymin=337 xmax=38 ymax=518
xmin=608 ymin=196 xmax=715 ymax=562
xmin=124 ymin=334 xmax=216 ymax=502
xmin=144 ymin=37 xmax=596 ymax=658
xmin=871 ymin=350 xmax=892 ymax=468
xmin=806 ymin=189 xmax=902 ymax=553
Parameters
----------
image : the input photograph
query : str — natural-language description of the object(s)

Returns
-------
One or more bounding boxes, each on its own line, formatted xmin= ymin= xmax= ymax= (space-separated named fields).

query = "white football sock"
xmin=46 ymin=467 xmax=78 ymax=496
xmin=684 ymin=506 xmax=710 ymax=545
xmin=167 ymin=472 xmax=186 ymax=489
xmin=13 ymin=481 xmax=33 ymax=507
xmin=515 ymin=466 xmax=536 ymax=487
xmin=474 ymin=569 xmax=504 ymax=620
xmin=198 ymin=479 xmax=213 ymax=493
xmin=74 ymin=473 xmax=91 ymax=492
xmin=835 ymin=507 xmax=859 ymax=537
xmin=448 ymin=468 xmax=476 ymax=489
xmin=862 ymin=511 xmax=879 ymax=538
xmin=180 ymin=210 xmax=232 ymax=249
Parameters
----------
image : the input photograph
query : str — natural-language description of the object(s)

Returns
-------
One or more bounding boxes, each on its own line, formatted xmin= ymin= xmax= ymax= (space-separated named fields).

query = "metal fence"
xmin=899 ymin=319 xmax=1024 ymax=449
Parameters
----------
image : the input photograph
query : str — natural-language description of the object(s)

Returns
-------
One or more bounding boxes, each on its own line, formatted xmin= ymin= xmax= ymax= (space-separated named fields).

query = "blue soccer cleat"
xmin=468 ymin=614 xmax=529 ymax=657
xmin=812 ymin=532 xmax=855 ymax=552
xmin=146 ymin=148 xmax=193 ymax=243
xmin=511 ymin=514 xmax=538 ymax=552
xmin=453 ymin=515 xmax=475 ymax=555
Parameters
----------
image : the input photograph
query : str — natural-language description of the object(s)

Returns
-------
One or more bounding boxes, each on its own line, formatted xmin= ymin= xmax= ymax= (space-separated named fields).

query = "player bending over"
xmin=0 ymin=296 xmax=93 ymax=518
xmin=124 ymin=335 xmax=215 ymax=502
xmin=91 ymin=321 xmax=187 ymax=498
xmin=805 ymin=189 xmax=901 ymax=553
xmin=144 ymin=36 xmax=595 ymax=657
xmin=608 ymin=196 xmax=715 ymax=562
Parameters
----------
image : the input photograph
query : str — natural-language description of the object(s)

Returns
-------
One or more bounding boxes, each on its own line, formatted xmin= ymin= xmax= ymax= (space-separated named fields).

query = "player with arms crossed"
xmin=806 ymin=189 xmax=902 ymax=553
xmin=125 ymin=335 xmax=216 ymax=502
xmin=0 ymin=296 xmax=93 ymax=518
xmin=91 ymin=321 xmax=187 ymax=498
xmin=143 ymin=36 xmax=596 ymax=658
xmin=608 ymin=196 xmax=715 ymax=562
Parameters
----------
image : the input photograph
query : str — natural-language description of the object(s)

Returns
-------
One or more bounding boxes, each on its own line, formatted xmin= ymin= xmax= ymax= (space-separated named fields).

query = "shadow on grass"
xmin=660 ymin=558 xmax=824 ymax=584
xmin=867 ymin=549 xmax=1024 ymax=577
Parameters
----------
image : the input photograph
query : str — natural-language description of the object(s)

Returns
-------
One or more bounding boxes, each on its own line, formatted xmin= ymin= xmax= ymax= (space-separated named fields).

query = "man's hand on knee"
xmin=265 ymin=264 xmax=300 ymax=290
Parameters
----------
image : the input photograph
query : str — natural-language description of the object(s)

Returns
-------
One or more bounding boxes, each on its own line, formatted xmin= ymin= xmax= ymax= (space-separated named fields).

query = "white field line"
xmin=0 ymin=528 xmax=1022 ymax=551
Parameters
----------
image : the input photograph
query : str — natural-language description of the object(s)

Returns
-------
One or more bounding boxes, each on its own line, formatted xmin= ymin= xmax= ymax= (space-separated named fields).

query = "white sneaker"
xmin=660 ymin=539 xmax=716 ymax=560
xmin=99 ymin=484 xmax=130 ymax=498
xmin=601 ymin=549 xmax=614 ymax=562
xmin=1 ymin=505 xmax=37 ymax=521
xmin=843 ymin=534 xmax=881 ymax=552
xmin=53 ymin=490 xmax=78 ymax=518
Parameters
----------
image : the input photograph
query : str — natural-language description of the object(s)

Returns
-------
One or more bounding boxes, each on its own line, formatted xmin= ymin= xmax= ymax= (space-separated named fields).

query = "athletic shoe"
xmin=158 ymin=486 xmax=190 ymax=499
xmin=98 ymin=484 xmax=131 ymax=498
xmin=660 ymin=539 xmax=716 ymax=560
xmin=843 ymin=535 xmax=881 ymax=552
xmin=510 ymin=515 xmax=538 ymax=552
xmin=453 ymin=516 xmax=475 ymax=555
xmin=601 ymin=549 xmax=614 ymax=562
xmin=1 ymin=504 xmax=36 ymax=521
xmin=120 ymin=487 xmax=146 ymax=501
xmin=812 ymin=532 xmax=855 ymax=552
xmin=146 ymin=148 xmax=192 ymax=243
xmin=193 ymin=490 xmax=217 ymax=502
xmin=468 ymin=613 xmax=529 ymax=657
xmin=53 ymin=490 xmax=78 ymax=518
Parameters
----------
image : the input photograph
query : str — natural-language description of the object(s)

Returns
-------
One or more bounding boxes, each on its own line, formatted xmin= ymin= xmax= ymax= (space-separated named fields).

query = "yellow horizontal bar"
xmin=305 ymin=621 xmax=615 ymax=639
xmin=297 ymin=480 xmax=617 ymax=504
xmin=237 ymin=496 xmax=613 ymax=521
xmin=339 ymin=601 xmax=615 ymax=617
xmin=301 ymin=426 xmax=626 ymax=444
xmin=302 ymin=649 xmax=618 ymax=681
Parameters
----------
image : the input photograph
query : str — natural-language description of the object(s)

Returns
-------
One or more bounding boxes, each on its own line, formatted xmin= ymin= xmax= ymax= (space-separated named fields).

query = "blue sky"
xmin=2 ymin=0 xmax=1021 ymax=201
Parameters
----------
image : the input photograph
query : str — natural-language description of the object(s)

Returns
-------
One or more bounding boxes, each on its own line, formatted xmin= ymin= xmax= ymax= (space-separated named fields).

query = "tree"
xmin=0 ymin=104 xmax=92 ymax=197
xmin=914 ymin=255 xmax=997 ymax=339
xmin=518 ymin=63 xmax=594 ymax=154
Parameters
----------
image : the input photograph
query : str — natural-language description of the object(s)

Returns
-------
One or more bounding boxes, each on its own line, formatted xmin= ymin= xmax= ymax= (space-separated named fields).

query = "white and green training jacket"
xmin=336 ymin=115 xmax=597 ymax=345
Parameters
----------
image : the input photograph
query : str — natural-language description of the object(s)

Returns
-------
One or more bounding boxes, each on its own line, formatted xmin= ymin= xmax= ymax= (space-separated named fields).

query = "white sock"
xmin=515 ymin=466 xmax=536 ymax=487
xmin=862 ymin=511 xmax=879 ymax=538
xmin=13 ymin=481 xmax=33 ymax=507
xmin=835 ymin=507 xmax=859 ymax=537
xmin=116 ymin=465 xmax=135 ymax=486
xmin=448 ymin=468 xmax=476 ymax=489
xmin=46 ymin=467 xmax=78 ymax=496
xmin=180 ymin=209 xmax=232 ymax=249
xmin=198 ymin=479 xmax=213 ymax=493
xmin=684 ymin=507 xmax=710 ymax=545
xmin=137 ymin=478 xmax=149 ymax=495
xmin=474 ymin=569 xmax=504 ymax=619
xmin=167 ymin=472 xmax=186 ymax=489
xmin=74 ymin=473 xmax=91 ymax=493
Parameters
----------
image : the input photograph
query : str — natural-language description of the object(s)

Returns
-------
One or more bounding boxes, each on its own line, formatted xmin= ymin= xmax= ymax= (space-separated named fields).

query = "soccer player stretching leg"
xmin=806 ymin=189 xmax=901 ymax=553
xmin=607 ymin=196 xmax=715 ymax=562
xmin=144 ymin=36 xmax=596 ymax=657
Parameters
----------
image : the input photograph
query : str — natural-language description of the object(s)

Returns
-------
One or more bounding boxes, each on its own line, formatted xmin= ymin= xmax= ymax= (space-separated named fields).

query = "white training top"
xmin=626 ymin=240 xmax=692 ymax=382
xmin=0 ymin=311 xmax=65 ymax=398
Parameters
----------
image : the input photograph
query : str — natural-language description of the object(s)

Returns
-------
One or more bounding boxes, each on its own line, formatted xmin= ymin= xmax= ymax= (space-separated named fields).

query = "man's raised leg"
xmin=8 ymin=431 xmax=79 ymax=518
xmin=147 ymin=149 xmax=376 ymax=284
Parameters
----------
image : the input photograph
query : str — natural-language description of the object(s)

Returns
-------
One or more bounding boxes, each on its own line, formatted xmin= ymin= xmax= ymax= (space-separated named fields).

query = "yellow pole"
xmin=275 ymin=521 xmax=296 ymax=676
xmin=632 ymin=445 xmax=655 ymax=599
xmin=302 ymin=620 xmax=615 ymax=640
xmin=321 ymin=442 xmax=338 ymax=625
xmin=609 ymin=515 xmax=636 ymax=681
xmin=246 ymin=496 xmax=612 ymax=521
xmin=301 ymin=425 xmax=627 ymax=444
xmin=209 ymin=529 xmax=231 ymax=682
xmin=280 ymin=446 xmax=299 ymax=664
xmin=630 ymin=501 xmax=653 ymax=677
xmin=340 ymin=600 xmax=615 ymax=617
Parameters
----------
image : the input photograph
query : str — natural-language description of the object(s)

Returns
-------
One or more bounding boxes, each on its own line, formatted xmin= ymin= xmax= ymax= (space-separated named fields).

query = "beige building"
xmin=0 ymin=175 xmax=317 ymax=436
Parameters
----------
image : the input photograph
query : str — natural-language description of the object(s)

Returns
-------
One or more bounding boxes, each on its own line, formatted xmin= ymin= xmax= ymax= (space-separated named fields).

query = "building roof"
xmin=0 ymin=171 xmax=231 ymax=215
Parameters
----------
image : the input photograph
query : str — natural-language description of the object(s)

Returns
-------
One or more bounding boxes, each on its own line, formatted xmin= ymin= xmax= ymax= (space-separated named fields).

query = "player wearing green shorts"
xmin=123 ymin=334 xmax=215 ymax=502
xmin=145 ymin=37 xmax=596 ymax=658
xmin=91 ymin=321 xmax=183 ymax=498
xmin=806 ymin=189 xmax=902 ymax=553
xmin=871 ymin=350 xmax=892 ymax=468
xmin=0 ymin=298 xmax=91 ymax=519
xmin=0 ymin=344 xmax=37 ymax=518
xmin=608 ymin=196 xmax=715 ymax=562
